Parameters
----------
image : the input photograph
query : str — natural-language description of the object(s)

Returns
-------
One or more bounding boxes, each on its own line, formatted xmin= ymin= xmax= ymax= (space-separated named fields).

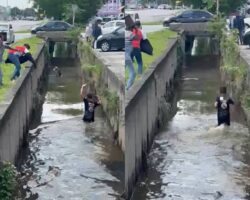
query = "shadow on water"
xmin=132 ymin=55 xmax=250 ymax=200
xmin=19 ymin=46 xmax=124 ymax=199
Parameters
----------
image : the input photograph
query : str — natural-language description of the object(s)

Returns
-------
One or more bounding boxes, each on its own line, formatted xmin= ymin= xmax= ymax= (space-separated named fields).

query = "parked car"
xmin=0 ymin=23 xmax=15 ymax=44
xmin=125 ymin=11 xmax=140 ymax=22
xmin=163 ymin=10 xmax=214 ymax=27
xmin=158 ymin=4 xmax=171 ymax=9
xmin=243 ymin=28 xmax=250 ymax=45
xmin=31 ymin=21 xmax=73 ymax=34
xmin=101 ymin=16 xmax=116 ymax=25
xmin=95 ymin=26 xmax=125 ymax=52
xmin=25 ymin=16 xmax=36 ymax=21
xmin=101 ymin=20 xmax=125 ymax=34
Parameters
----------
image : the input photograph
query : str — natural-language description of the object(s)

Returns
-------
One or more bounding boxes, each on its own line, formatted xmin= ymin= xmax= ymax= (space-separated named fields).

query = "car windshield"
xmin=113 ymin=26 xmax=124 ymax=34
xmin=0 ymin=25 xmax=8 ymax=30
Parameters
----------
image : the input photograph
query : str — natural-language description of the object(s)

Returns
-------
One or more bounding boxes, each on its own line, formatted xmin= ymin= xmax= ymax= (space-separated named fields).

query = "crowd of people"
xmin=0 ymin=34 xmax=36 ymax=86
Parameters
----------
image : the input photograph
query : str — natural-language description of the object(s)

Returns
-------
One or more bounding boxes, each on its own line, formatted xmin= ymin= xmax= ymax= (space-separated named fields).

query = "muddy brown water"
xmin=20 ymin=59 xmax=124 ymax=200
xmin=132 ymin=55 xmax=250 ymax=200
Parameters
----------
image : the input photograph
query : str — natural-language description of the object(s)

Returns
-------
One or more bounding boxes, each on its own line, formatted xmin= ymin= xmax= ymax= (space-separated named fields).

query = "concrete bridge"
xmin=169 ymin=22 xmax=214 ymax=36
xmin=36 ymin=31 xmax=77 ymax=58
xmin=169 ymin=22 xmax=218 ymax=55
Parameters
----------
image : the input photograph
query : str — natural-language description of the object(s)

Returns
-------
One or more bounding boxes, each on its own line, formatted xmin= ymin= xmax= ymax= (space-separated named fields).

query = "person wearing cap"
xmin=5 ymin=43 xmax=36 ymax=80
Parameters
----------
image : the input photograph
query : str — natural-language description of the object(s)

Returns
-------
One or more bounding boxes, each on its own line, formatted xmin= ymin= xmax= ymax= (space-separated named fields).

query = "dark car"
xmin=31 ymin=21 xmax=73 ymax=34
xmin=96 ymin=26 xmax=124 ymax=52
xmin=243 ymin=28 xmax=250 ymax=46
xmin=163 ymin=10 xmax=213 ymax=27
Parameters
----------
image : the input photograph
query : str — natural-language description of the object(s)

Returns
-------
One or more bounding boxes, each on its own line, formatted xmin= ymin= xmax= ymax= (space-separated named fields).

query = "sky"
xmin=0 ymin=0 xmax=33 ymax=9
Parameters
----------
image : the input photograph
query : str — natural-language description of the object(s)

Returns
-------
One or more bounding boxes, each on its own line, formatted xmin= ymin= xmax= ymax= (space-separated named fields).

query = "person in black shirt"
xmin=214 ymin=87 xmax=234 ymax=126
xmin=80 ymin=84 xmax=101 ymax=122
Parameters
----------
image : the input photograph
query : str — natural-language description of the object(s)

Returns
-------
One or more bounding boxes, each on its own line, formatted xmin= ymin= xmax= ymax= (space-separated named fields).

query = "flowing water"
xmin=20 ymin=59 xmax=124 ymax=200
xmin=133 ymin=55 xmax=250 ymax=200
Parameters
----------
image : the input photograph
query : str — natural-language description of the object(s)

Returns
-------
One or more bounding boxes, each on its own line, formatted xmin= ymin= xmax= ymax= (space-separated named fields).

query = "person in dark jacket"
xmin=233 ymin=12 xmax=245 ymax=45
xmin=92 ymin=19 xmax=102 ymax=48
xmin=5 ymin=43 xmax=36 ymax=80
xmin=214 ymin=86 xmax=234 ymax=126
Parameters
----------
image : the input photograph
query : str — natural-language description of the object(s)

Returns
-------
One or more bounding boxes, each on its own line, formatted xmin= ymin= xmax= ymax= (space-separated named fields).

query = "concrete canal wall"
xmin=125 ymin=38 xmax=183 ymax=199
xmin=77 ymin=42 xmax=125 ymax=151
xmin=223 ymin=46 xmax=250 ymax=127
xmin=0 ymin=43 xmax=48 ymax=163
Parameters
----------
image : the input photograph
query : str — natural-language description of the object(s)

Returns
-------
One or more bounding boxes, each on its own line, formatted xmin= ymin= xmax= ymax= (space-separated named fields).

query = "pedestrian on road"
xmin=0 ymin=35 xmax=18 ymax=86
xmin=125 ymin=24 xmax=136 ymax=90
xmin=85 ymin=23 xmax=93 ymax=43
xmin=92 ymin=19 xmax=102 ymax=48
xmin=80 ymin=84 xmax=101 ymax=123
xmin=5 ymin=43 xmax=36 ymax=81
xmin=131 ymin=22 xmax=143 ymax=75
xmin=214 ymin=86 xmax=234 ymax=126
xmin=233 ymin=12 xmax=245 ymax=45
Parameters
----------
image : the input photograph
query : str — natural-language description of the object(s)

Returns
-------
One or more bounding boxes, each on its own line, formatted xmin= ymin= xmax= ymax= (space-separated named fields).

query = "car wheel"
xmin=12 ymin=36 xmax=15 ymax=43
xmin=100 ymin=40 xmax=110 ymax=52
xmin=163 ymin=22 xmax=169 ymax=27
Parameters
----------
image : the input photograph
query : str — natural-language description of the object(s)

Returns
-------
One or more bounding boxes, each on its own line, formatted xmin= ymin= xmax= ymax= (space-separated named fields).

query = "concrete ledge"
xmin=125 ymin=38 xmax=180 ymax=199
xmin=78 ymin=43 xmax=125 ymax=152
xmin=0 ymin=42 xmax=48 ymax=163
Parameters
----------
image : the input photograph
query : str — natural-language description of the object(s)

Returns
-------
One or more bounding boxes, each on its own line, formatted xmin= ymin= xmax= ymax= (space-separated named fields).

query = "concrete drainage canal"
xmin=132 ymin=53 xmax=250 ymax=200
xmin=18 ymin=45 xmax=124 ymax=199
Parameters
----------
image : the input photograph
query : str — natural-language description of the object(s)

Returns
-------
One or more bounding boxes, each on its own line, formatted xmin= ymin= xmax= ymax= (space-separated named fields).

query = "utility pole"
xmin=216 ymin=0 xmax=219 ymax=16
xmin=72 ymin=4 xmax=78 ymax=26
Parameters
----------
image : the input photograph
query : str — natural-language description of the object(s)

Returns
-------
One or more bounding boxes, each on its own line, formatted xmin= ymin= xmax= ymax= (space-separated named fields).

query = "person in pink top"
xmin=131 ymin=23 xmax=143 ymax=75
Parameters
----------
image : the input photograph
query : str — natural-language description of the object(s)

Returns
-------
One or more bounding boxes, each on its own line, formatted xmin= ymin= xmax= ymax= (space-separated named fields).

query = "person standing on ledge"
xmin=80 ymin=84 xmax=101 ymax=123
xmin=214 ymin=86 xmax=234 ymax=126
xmin=5 ymin=43 xmax=36 ymax=81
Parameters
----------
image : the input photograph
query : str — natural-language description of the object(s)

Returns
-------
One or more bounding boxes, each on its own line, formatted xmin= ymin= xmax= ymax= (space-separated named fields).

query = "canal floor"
xmin=132 ymin=56 xmax=250 ymax=200
xmin=20 ymin=61 xmax=124 ymax=199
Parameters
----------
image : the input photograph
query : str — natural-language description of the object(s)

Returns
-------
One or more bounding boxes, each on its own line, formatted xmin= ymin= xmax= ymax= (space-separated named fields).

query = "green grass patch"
xmin=15 ymin=30 xmax=30 ymax=34
xmin=0 ymin=36 xmax=43 ymax=101
xmin=126 ymin=29 xmax=177 ymax=81
xmin=142 ymin=21 xmax=163 ymax=26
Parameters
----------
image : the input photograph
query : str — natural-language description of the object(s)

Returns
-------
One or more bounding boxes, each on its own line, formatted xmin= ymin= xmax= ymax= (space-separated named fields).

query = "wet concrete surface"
xmin=20 ymin=61 xmax=124 ymax=199
xmin=132 ymin=56 xmax=250 ymax=200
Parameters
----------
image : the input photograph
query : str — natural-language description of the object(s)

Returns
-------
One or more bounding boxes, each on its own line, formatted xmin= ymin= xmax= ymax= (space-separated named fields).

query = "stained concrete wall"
xmin=0 ymin=43 xmax=48 ymax=163
xmin=77 ymin=42 xmax=125 ymax=151
xmin=125 ymin=38 xmax=180 ymax=199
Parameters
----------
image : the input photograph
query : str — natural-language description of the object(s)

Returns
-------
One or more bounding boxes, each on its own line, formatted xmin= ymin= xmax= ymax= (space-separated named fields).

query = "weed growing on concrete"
xmin=0 ymin=162 xmax=17 ymax=200
xmin=84 ymin=64 xmax=102 ymax=78
xmin=102 ymin=89 xmax=119 ymax=116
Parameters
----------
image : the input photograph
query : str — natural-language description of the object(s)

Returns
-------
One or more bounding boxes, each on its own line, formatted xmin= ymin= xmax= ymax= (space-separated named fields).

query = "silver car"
xmin=0 ymin=23 xmax=15 ymax=44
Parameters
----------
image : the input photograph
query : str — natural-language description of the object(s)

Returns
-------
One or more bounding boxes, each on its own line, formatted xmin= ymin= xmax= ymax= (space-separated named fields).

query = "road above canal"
xmin=133 ymin=55 xmax=250 ymax=200
xmin=20 ymin=60 xmax=124 ymax=200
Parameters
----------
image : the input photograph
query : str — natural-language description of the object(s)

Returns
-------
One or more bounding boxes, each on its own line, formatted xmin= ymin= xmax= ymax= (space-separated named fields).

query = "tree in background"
xmin=23 ymin=8 xmax=36 ymax=17
xmin=10 ymin=7 xmax=21 ymax=17
xmin=32 ymin=0 xmax=102 ymax=24
xmin=174 ymin=0 xmax=245 ymax=15
xmin=32 ymin=0 xmax=66 ymax=20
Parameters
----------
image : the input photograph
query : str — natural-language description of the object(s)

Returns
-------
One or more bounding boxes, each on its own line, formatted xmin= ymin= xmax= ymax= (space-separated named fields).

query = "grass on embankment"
xmin=0 ymin=36 xmax=43 ymax=101
xmin=141 ymin=21 xmax=163 ymax=26
xmin=126 ymin=29 xmax=177 ymax=81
